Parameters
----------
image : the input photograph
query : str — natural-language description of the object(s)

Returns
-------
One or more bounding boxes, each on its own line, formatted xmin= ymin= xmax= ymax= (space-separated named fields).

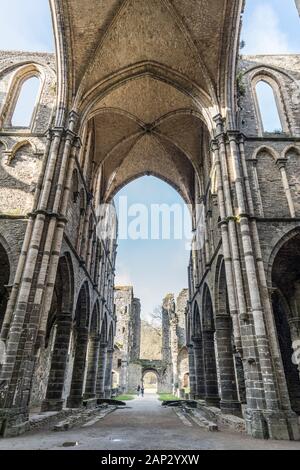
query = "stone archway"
xmin=35 ymin=254 xmax=74 ymax=412
xmin=84 ymin=302 xmax=101 ymax=400
xmin=104 ymin=324 xmax=115 ymax=398
xmin=96 ymin=313 xmax=108 ymax=398
xmin=271 ymin=232 xmax=300 ymax=415
xmin=142 ymin=370 xmax=159 ymax=394
xmin=191 ymin=301 xmax=205 ymax=400
xmin=202 ymin=285 xmax=220 ymax=407
xmin=138 ymin=361 xmax=171 ymax=394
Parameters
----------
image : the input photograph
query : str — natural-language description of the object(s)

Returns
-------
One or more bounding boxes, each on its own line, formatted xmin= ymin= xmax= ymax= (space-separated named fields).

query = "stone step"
xmin=53 ymin=406 xmax=116 ymax=432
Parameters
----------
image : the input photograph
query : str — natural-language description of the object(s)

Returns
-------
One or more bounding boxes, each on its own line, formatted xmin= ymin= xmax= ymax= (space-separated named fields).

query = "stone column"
xmin=228 ymin=132 xmax=297 ymax=439
xmin=170 ymin=318 xmax=179 ymax=393
xmin=215 ymin=315 xmax=241 ymax=416
xmin=239 ymin=137 xmax=299 ymax=439
xmin=212 ymin=123 xmax=273 ymax=438
xmin=250 ymin=159 xmax=264 ymax=216
xmin=104 ymin=347 xmax=114 ymax=398
xmin=192 ymin=337 xmax=205 ymax=399
xmin=67 ymin=326 xmax=89 ymax=408
xmin=120 ymin=359 xmax=128 ymax=393
xmin=187 ymin=344 xmax=196 ymax=399
xmin=84 ymin=334 xmax=101 ymax=399
xmin=234 ymin=351 xmax=247 ymax=404
xmin=42 ymin=312 xmax=72 ymax=411
xmin=202 ymin=329 xmax=220 ymax=407
xmin=96 ymin=342 xmax=108 ymax=398
xmin=277 ymin=159 xmax=296 ymax=218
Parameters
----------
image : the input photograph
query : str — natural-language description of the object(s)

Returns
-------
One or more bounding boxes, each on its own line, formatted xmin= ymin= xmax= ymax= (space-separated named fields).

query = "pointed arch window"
xmin=255 ymin=80 xmax=283 ymax=134
xmin=11 ymin=76 xmax=40 ymax=127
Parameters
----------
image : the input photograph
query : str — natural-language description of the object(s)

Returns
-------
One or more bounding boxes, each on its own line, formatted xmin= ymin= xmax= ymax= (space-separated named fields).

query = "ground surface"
xmin=1 ymin=394 xmax=300 ymax=450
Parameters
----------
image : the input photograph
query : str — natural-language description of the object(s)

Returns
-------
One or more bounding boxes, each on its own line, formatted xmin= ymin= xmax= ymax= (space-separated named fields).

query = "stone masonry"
xmin=113 ymin=286 xmax=141 ymax=393
xmin=0 ymin=0 xmax=299 ymax=442
xmin=114 ymin=288 xmax=189 ymax=396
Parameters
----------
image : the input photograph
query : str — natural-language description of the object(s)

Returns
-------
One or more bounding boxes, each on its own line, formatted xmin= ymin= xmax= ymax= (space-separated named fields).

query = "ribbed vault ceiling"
xmin=55 ymin=0 xmax=241 ymax=202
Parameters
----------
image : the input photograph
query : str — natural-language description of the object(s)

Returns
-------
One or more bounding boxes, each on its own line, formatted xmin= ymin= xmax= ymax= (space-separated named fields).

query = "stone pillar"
xmin=42 ymin=312 xmax=72 ymax=411
xmin=192 ymin=337 xmax=206 ymax=399
xmin=67 ymin=327 xmax=89 ymax=408
xmin=234 ymin=352 xmax=247 ymax=404
xmin=170 ymin=318 xmax=179 ymax=393
xmin=120 ymin=359 xmax=128 ymax=393
xmin=277 ymin=159 xmax=296 ymax=218
xmin=0 ymin=117 xmax=81 ymax=437
xmin=250 ymin=159 xmax=264 ymax=216
xmin=202 ymin=329 xmax=220 ymax=407
xmin=215 ymin=315 xmax=241 ymax=416
xmin=187 ymin=344 xmax=196 ymax=399
xmin=104 ymin=348 xmax=114 ymax=398
xmin=239 ymin=137 xmax=299 ymax=440
xmin=227 ymin=132 xmax=298 ymax=439
xmin=212 ymin=125 xmax=273 ymax=438
xmin=96 ymin=342 xmax=108 ymax=398
xmin=84 ymin=334 xmax=101 ymax=399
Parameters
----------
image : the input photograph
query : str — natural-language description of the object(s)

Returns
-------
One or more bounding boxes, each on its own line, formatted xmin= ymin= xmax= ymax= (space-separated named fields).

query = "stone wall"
xmin=113 ymin=286 xmax=141 ymax=392
xmin=0 ymin=51 xmax=56 ymax=216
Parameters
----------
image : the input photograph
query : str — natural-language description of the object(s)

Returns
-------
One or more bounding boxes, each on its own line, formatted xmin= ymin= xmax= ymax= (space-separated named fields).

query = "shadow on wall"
xmin=0 ymin=142 xmax=42 ymax=216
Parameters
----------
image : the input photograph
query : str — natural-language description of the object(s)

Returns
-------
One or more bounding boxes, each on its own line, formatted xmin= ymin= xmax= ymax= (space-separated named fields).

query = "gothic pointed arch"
xmin=269 ymin=229 xmax=300 ymax=415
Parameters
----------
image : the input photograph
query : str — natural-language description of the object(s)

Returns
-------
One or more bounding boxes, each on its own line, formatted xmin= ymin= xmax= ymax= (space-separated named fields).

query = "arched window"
xmin=11 ymin=76 xmax=40 ymax=127
xmin=255 ymin=80 xmax=282 ymax=134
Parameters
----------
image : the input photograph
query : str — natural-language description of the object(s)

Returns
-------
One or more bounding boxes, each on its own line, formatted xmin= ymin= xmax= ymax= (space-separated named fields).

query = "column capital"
xmin=276 ymin=158 xmax=288 ymax=170
xmin=213 ymin=113 xmax=225 ymax=133
xmin=227 ymin=130 xmax=241 ymax=143
xmin=69 ymin=110 xmax=80 ymax=131
xmin=210 ymin=139 xmax=219 ymax=153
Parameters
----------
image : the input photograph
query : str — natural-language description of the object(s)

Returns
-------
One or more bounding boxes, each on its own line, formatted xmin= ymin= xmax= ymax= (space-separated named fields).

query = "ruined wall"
xmin=115 ymin=287 xmax=133 ymax=351
xmin=238 ymin=54 xmax=300 ymax=268
xmin=127 ymin=362 xmax=142 ymax=393
xmin=176 ymin=289 xmax=188 ymax=348
xmin=131 ymin=298 xmax=141 ymax=361
xmin=29 ymin=327 xmax=57 ymax=409
xmin=0 ymin=52 xmax=57 ymax=340
xmin=113 ymin=286 xmax=141 ymax=392
xmin=0 ymin=51 xmax=56 ymax=216
xmin=161 ymin=292 xmax=189 ymax=394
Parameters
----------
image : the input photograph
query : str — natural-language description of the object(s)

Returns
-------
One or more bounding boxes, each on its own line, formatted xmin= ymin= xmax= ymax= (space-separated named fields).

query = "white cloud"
xmin=243 ymin=3 xmax=291 ymax=54
xmin=115 ymin=261 xmax=133 ymax=287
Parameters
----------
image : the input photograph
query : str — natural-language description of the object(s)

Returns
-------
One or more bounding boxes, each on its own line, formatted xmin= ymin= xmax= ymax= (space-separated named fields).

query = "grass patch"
xmin=158 ymin=394 xmax=180 ymax=402
xmin=115 ymin=394 xmax=136 ymax=401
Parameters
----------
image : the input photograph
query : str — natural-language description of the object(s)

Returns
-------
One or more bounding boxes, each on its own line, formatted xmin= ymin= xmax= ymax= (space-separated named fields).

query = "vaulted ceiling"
xmin=52 ymin=0 xmax=242 ymax=202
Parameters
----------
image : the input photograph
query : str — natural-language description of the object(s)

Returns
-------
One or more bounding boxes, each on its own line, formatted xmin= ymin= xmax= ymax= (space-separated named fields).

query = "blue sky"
xmin=0 ymin=0 xmax=299 ymax=320
xmin=242 ymin=0 xmax=300 ymax=54
xmin=0 ymin=0 xmax=54 ymax=52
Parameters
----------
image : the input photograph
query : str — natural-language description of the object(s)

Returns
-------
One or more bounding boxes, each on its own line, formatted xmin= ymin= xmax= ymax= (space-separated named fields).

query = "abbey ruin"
xmin=0 ymin=0 xmax=299 ymax=444
xmin=113 ymin=288 xmax=189 ymax=396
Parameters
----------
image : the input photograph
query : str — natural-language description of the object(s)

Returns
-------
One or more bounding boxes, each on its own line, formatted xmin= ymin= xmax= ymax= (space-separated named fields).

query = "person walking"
xmin=137 ymin=385 xmax=141 ymax=396
xmin=141 ymin=385 xmax=145 ymax=397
